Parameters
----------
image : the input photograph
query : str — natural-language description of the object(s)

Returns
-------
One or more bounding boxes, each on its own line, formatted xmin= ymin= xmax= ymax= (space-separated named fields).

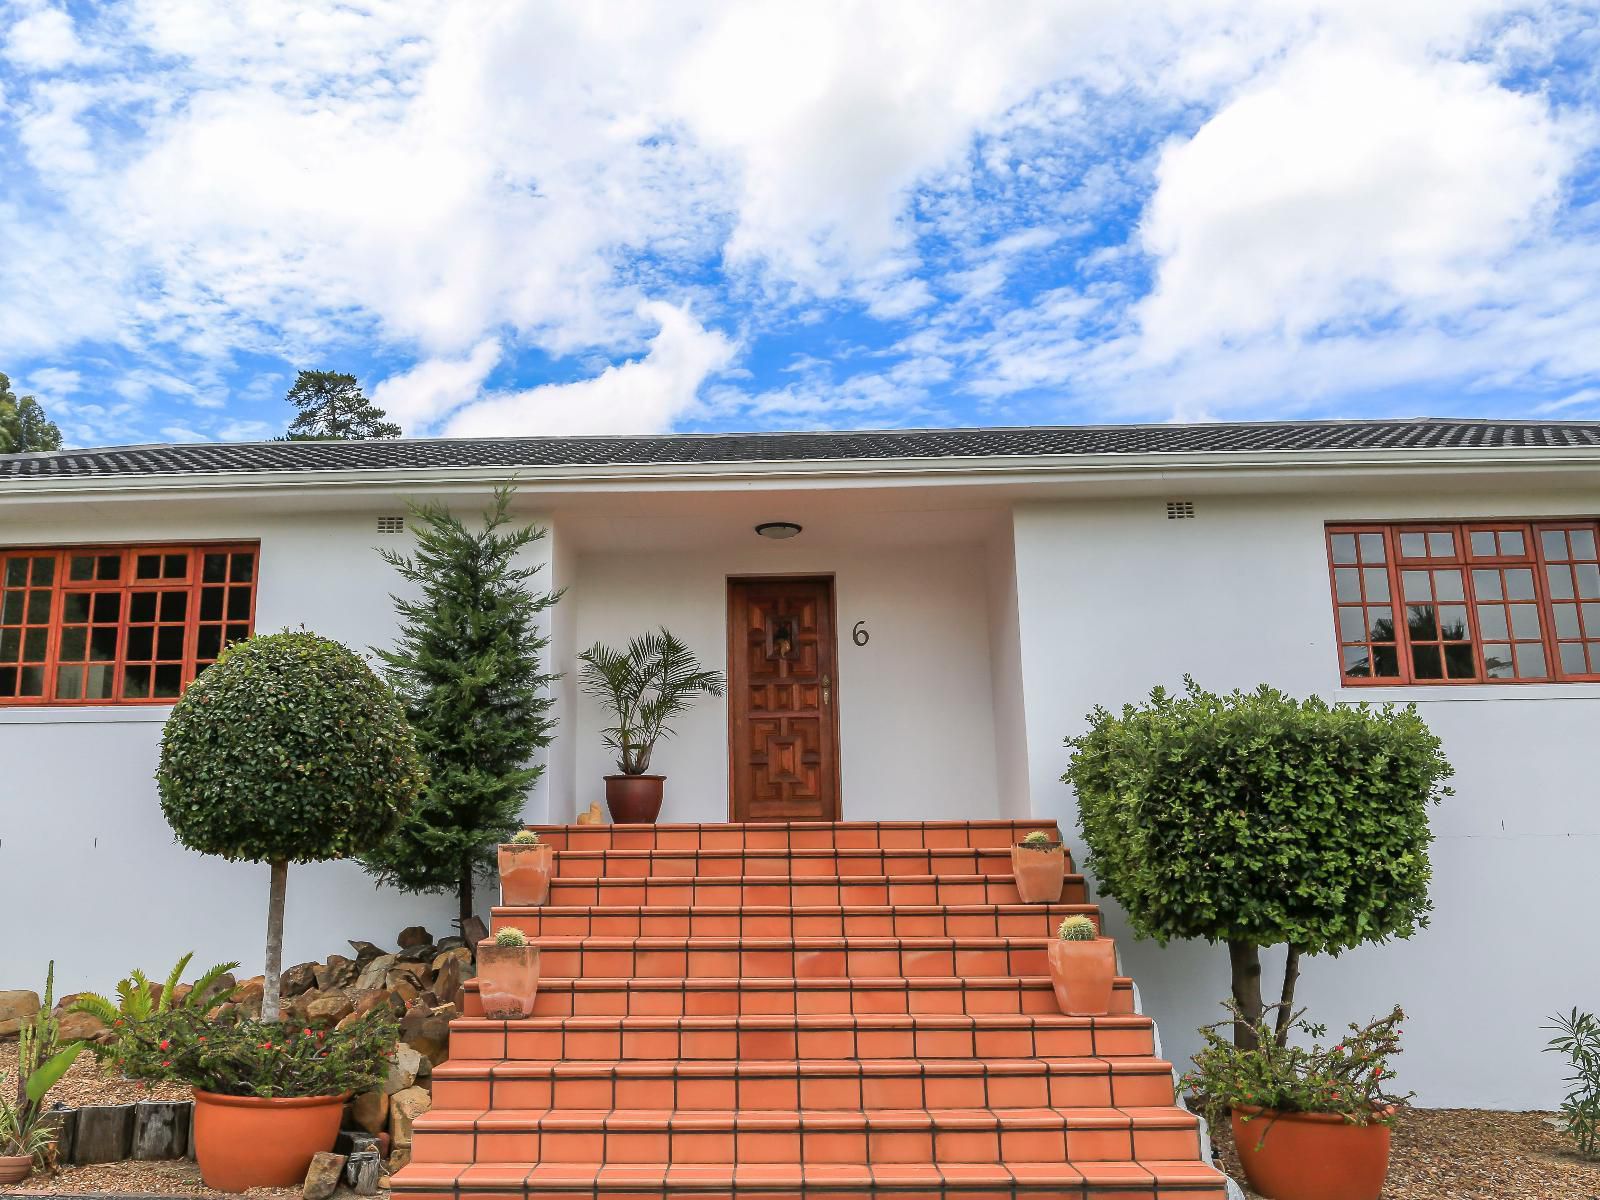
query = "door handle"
xmin=822 ymin=675 xmax=831 ymax=707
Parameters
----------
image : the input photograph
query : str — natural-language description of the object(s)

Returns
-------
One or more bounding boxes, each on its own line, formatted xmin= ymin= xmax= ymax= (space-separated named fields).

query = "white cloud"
xmin=3 ymin=5 xmax=102 ymax=72
xmin=371 ymin=338 xmax=501 ymax=432
xmin=443 ymin=303 xmax=736 ymax=436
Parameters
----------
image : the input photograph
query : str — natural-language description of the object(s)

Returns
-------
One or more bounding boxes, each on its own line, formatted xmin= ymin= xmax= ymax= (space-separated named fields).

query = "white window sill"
xmin=1339 ymin=684 xmax=1600 ymax=703
xmin=0 ymin=705 xmax=174 ymax=724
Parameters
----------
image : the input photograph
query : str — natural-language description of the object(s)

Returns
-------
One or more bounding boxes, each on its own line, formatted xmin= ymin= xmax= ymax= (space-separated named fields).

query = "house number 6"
xmin=852 ymin=620 xmax=869 ymax=647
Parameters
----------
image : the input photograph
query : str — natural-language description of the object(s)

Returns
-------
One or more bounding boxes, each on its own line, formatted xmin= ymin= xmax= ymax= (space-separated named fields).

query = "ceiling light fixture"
xmin=755 ymin=521 xmax=802 ymax=540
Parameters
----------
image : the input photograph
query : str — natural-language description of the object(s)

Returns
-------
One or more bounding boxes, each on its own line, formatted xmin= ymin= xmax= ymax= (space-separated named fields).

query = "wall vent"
xmin=1165 ymin=500 xmax=1196 ymax=520
xmin=376 ymin=516 xmax=406 ymax=535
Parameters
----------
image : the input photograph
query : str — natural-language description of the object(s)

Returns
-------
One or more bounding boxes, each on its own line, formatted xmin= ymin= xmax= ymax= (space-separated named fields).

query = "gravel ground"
xmin=1214 ymin=1108 xmax=1600 ymax=1199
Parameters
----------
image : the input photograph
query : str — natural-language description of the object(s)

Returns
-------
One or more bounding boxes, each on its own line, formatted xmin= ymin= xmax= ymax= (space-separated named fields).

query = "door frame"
xmin=724 ymin=573 xmax=844 ymax=822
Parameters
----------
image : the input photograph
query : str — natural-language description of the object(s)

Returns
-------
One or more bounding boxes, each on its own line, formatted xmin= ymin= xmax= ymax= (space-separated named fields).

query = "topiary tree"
xmin=1064 ymin=678 xmax=1452 ymax=1049
xmin=156 ymin=631 xmax=426 ymax=1022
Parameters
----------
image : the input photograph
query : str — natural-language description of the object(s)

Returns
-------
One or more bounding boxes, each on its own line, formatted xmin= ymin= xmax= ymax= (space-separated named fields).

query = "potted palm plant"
xmin=1011 ymin=828 xmax=1065 ymax=903
xmin=578 ymin=628 xmax=725 ymax=823
xmin=1047 ymin=915 xmax=1116 ymax=1016
xmin=1184 ymin=1004 xmax=1409 ymax=1200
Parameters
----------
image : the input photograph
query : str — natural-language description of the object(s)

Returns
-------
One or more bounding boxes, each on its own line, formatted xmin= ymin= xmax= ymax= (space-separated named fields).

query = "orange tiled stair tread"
xmin=392 ymin=820 xmax=1228 ymax=1198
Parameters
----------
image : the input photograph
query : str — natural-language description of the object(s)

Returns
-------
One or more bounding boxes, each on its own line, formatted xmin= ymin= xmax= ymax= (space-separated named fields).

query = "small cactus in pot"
xmin=1047 ymin=912 xmax=1115 ymax=1016
xmin=477 ymin=926 xmax=541 ymax=1020
xmin=499 ymin=828 xmax=555 ymax=907
xmin=1011 ymin=827 xmax=1065 ymax=903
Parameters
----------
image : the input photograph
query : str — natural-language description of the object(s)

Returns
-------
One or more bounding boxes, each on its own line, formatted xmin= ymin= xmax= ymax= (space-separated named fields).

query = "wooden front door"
xmin=728 ymin=577 xmax=841 ymax=822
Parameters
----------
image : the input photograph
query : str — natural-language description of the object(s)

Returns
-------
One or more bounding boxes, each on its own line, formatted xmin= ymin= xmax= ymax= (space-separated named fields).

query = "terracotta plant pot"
xmin=1010 ymin=841 xmax=1065 ymax=903
xmin=1046 ymin=936 xmax=1116 ymax=1016
xmin=477 ymin=940 xmax=543 ymax=1019
xmin=499 ymin=841 xmax=555 ymax=906
xmin=0 ymin=1156 xmax=33 ymax=1185
xmin=604 ymin=774 xmax=665 ymax=824
xmin=1230 ymin=1105 xmax=1394 ymax=1200
xmin=191 ymin=1089 xmax=346 ymax=1191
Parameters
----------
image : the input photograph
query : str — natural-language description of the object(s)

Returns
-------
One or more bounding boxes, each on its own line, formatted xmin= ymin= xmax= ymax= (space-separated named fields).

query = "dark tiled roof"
xmin=5 ymin=419 xmax=1600 ymax=480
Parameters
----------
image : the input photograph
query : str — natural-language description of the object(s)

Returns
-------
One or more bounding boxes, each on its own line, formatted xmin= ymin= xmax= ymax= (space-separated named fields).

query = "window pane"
xmin=226 ymin=624 xmax=249 ymax=645
xmin=0 ymin=666 xmax=13 ymax=694
xmin=203 ymin=554 xmax=227 ymax=582
xmin=159 ymin=592 xmax=187 ymax=622
xmin=1584 ymin=603 xmax=1600 ymax=635
xmin=22 ymin=629 xmax=46 ymax=660
xmin=226 ymin=589 xmax=250 ymax=620
xmin=1437 ymin=605 xmax=1469 ymax=640
xmin=1516 ymin=642 xmax=1547 ymax=678
xmin=1499 ymin=531 xmax=1525 ymax=556
xmin=1444 ymin=643 xmax=1476 ymax=678
xmin=30 ymin=558 xmax=53 ymax=585
xmin=1559 ymin=642 xmax=1588 ymax=675
xmin=1543 ymin=529 xmax=1570 ymax=560
xmin=1483 ymin=644 xmax=1514 ymax=679
xmin=127 ymin=627 xmax=153 ymax=660
xmin=1555 ymin=604 xmax=1581 ymax=639
xmin=1402 ymin=571 xmax=1431 ymax=602
xmin=86 ymin=664 xmax=115 ymax=699
xmin=1434 ymin=570 xmax=1465 ymax=602
xmin=1573 ymin=528 xmax=1597 ymax=559
xmin=92 ymin=593 xmax=119 ymax=622
xmin=26 ymin=591 xmax=51 ymax=623
xmin=19 ymin=665 xmax=43 ymax=696
xmin=1373 ymin=645 xmax=1400 ymax=677
xmin=1470 ymin=531 xmax=1496 ymax=557
xmin=1369 ymin=607 xmax=1396 ymax=642
xmin=196 ymin=625 xmax=222 ymax=660
xmin=96 ymin=555 xmax=120 ymax=581
xmin=1547 ymin=565 xmax=1574 ymax=600
xmin=59 ymin=627 xmax=86 ymax=660
xmin=1506 ymin=569 xmax=1535 ymax=601
xmin=89 ymin=627 xmax=118 ymax=661
xmin=4 ymin=559 xmax=26 ymax=587
xmin=1335 ymin=568 xmax=1361 ymax=602
xmin=129 ymin=592 xmax=157 ymax=622
xmin=200 ymin=587 xmax=224 ymax=620
xmin=1578 ymin=564 xmax=1600 ymax=599
xmin=1472 ymin=569 xmax=1503 ymax=600
xmin=153 ymin=664 xmax=182 ymax=697
xmin=230 ymin=554 xmax=254 ymax=583
xmin=1407 ymin=605 xmax=1438 ymax=639
xmin=1511 ymin=605 xmax=1543 ymax=640
xmin=1363 ymin=568 xmax=1389 ymax=601
xmin=136 ymin=554 xmax=161 ymax=579
xmin=157 ymin=627 xmax=185 ymax=660
xmin=69 ymin=555 xmax=94 ymax=581
xmin=1358 ymin=533 xmax=1385 ymax=562
xmin=1 ymin=591 xmax=20 ymax=624
xmin=1343 ymin=646 xmax=1373 ymax=676
xmin=1338 ymin=607 xmax=1366 ymax=642
xmin=1330 ymin=534 xmax=1357 ymax=564
xmin=1400 ymin=532 xmax=1427 ymax=558
xmin=54 ymin=665 xmax=83 ymax=699
xmin=0 ymin=629 xmax=16 ymax=661
xmin=1412 ymin=645 xmax=1443 ymax=679
xmin=1427 ymin=532 xmax=1455 ymax=557
xmin=163 ymin=553 xmax=187 ymax=578
xmin=63 ymin=593 xmax=90 ymax=622
xmin=123 ymin=665 xmax=150 ymax=698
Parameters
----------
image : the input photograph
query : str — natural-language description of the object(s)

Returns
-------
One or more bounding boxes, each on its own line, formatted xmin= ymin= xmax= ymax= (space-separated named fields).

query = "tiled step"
xmin=411 ymin=1105 xmax=1201 ymax=1166
xmin=547 ymin=872 xmax=1089 ymax=907
xmin=429 ymin=1057 xmax=1182 ymax=1111
xmin=448 ymin=1012 xmax=1159 ymax=1062
xmin=461 ymin=974 xmax=1135 ymax=1019
xmin=529 ymin=819 xmax=1057 ymax=852
xmin=553 ymin=846 xmax=1030 ymax=879
xmin=495 ymin=935 xmax=1068 ymax=980
xmin=393 ymin=1159 xmax=1229 ymax=1197
xmin=493 ymin=901 xmax=1096 ymax=939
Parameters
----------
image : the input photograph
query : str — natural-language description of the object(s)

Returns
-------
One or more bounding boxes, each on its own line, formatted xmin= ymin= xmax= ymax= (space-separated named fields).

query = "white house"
xmin=3 ymin=418 xmax=1596 ymax=1110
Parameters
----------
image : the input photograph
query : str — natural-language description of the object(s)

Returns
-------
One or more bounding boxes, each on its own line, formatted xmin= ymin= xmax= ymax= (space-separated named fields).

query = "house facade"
xmin=3 ymin=419 xmax=1597 ymax=1110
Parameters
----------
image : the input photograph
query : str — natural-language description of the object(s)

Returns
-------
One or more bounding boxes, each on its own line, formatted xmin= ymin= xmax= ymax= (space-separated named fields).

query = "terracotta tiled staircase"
xmin=394 ymin=820 xmax=1228 ymax=1198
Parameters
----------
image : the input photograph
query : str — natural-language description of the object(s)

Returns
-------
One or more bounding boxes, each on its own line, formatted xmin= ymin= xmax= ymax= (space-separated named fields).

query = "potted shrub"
xmin=155 ymin=631 xmax=424 ymax=1188
xmin=1184 ymin=1003 xmax=1409 ymax=1200
xmin=1010 ymin=829 xmax=1065 ymax=903
xmin=114 ymin=1008 xmax=397 ymax=1191
xmin=1046 ymin=915 xmax=1116 ymax=1016
xmin=0 ymin=1082 xmax=50 ymax=1185
xmin=578 ymin=628 xmax=725 ymax=823
xmin=477 ymin=928 xmax=542 ymax=1019
xmin=499 ymin=829 xmax=555 ymax=906
xmin=2 ymin=963 xmax=84 ymax=1183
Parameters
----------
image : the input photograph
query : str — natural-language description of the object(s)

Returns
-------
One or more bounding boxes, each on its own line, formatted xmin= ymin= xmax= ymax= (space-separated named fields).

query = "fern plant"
xmin=72 ymin=953 xmax=240 ymax=1052
xmin=578 ymin=628 xmax=725 ymax=775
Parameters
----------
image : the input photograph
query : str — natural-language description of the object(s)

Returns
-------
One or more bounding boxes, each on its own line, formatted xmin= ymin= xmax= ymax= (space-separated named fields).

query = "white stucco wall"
xmin=569 ymin=540 xmax=1003 ymax=823
xmin=1012 ymin=490 xmax=1600 ymax=1110
xmin=0 ymin=499 xmax=559 ymax=995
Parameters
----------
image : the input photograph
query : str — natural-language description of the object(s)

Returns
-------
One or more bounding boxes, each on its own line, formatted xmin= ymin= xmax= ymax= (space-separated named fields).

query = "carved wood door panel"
xmin=727 ymin=577 xmax=841 ymax=822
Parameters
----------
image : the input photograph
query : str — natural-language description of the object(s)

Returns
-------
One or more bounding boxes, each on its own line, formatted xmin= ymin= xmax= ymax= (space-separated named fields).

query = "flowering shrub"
xmin=110 ymin=1007 xmax=397 ymax=1099
xmin=1182 ymin=1002 xmax=1411 ymax=1142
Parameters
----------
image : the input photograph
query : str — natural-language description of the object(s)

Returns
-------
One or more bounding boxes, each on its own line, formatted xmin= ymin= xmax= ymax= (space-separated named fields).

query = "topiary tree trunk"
xmin=262 ymin=860 xmax=288 ymax=1023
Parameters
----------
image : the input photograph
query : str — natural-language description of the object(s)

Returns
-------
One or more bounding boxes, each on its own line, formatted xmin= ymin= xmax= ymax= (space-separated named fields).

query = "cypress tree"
xmin=362 ymin=486 xmax=560 ymax=928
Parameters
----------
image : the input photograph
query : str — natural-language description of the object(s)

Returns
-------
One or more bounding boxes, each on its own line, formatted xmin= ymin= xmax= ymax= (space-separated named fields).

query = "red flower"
xmin=159 ymin=1039 xmax=170 ymax=1051
xmin=161 ymin=1061 xmax=171 ymax=1068
xmin=303 ymin=1028 xmax=313 ymax=1037
xmin=261 ymin=1041 xmax=273 ymax=1049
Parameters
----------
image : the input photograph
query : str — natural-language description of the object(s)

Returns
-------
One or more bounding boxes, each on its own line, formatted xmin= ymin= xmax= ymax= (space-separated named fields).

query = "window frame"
xmin=0 ymin=541 xmax=259 ymax=707
xmin=1326 ymin=519 xmax=1600 ymax=687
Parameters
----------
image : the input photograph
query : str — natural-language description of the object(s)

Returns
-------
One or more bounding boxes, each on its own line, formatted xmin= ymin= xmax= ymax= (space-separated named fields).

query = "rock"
xmin=233 ymin=976 xmax=265 ymax=1017
xmin=52 ymin=997 xmax=108 ymax=1042
xmin=350 ymin=1090 xmax=389 ymax=1135
xmin=459 ymin=915 xmax=488 ymax=948
xmin=315 ymin=954 xmax=359 ymax=992
xmin=386 ymin=974 xmax=420 ymax=1006
xmin=395 ymin=943 xmax=435 ymax=965
xmin=385 ymin=1043 xmax=424 ymax=1094
xmin=0 ymin=989 xmax=41 ymax=1037
xmin=335 ymin=1130 xmax=380 ymax=1156
xmin=400 ymin=1009 xmax=450 ymax=1064
xmin=131 ymin=1099 xmax=190 ymax=1160
xmin=387 ymin=1145 xmax=411 ymax=1173
xmin=432 ymin=935 xmax=466 ymax=955
xmin=388 ymin=1086 xmax=430 ymax=1147
xmin=303 ymin=1150 xmax=346 ymax=1200
xmin=355 ymin=954 xmax=398 ymax=992
xmin=349 ymin=940 xmax=387 ymax=966
xmin=429 ymin=956 xmax=466 ymax=1008
xmin=280 ymin=962 xmax=320 ymax=998
xmin=307 ymin=994 xmax=355 ymax=1027
xmin=397 ymin=926 xmax=433 ymax=949
xmin=168 ymin=982 xmax=194 ymax=1007
xmin=347 ymin=1148 xmax=382 ymax=1194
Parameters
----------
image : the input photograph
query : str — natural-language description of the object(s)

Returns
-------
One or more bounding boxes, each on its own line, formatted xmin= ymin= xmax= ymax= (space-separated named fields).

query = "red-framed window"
xmin=1326 ymin=521 xmax=1600 ymax=685
xmin=0 ymin=543 xmax=258 ymax=705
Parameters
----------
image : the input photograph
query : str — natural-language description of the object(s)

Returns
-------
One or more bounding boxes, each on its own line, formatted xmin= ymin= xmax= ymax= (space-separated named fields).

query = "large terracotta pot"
xmin=1046 ymin=937 xmax=1116 ymax=1016
xmin=1010 ymin=841 xmax=1065 ymax=903
xmin=0 ymin=1156 xmax=33 ymax=1185
xmin=1230 ymin=1105 xmax=1394 ymax=1200
xmin=604 ymin=774 xmax=665 ymax=823
xmin=191 ymin=1089 xmax=346 ymax=1191
xmin=499 ymin=841 xmax=555 ymax=906
xmin=477 ymin=940 xmax=542 ymax=1019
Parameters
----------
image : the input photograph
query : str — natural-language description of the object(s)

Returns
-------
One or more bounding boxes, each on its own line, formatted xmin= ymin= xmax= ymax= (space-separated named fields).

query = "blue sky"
xmin=2 ymin=1 xmax=1599 ymax=448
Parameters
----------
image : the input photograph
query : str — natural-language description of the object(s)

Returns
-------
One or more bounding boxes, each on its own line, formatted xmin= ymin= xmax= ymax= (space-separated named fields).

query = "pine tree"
xmin=0 ymin=373 xmax=63 ymax=453
xmin=284 ymin=369 xmax=401 ymax=440
xmin=362 ymin=487 xmax=561 ymax=928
